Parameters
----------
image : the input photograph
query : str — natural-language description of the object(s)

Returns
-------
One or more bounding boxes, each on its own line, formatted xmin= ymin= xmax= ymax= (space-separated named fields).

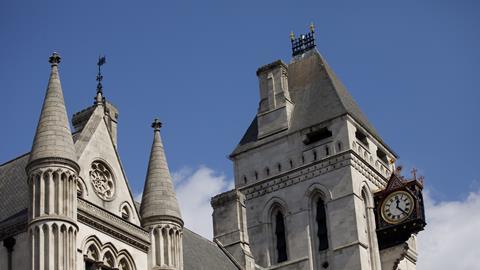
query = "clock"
xmin=374 ymin=169 xmax=427 ymax=250
xmin=380 ymin=191 xmax=414 ymax=224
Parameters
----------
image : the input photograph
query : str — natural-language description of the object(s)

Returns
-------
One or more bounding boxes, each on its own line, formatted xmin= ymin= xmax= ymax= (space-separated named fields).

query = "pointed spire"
xmin=140 ymin=119 xmax=182 ymax=226
xmin=28 ymin=52 xmax=78 ymax=170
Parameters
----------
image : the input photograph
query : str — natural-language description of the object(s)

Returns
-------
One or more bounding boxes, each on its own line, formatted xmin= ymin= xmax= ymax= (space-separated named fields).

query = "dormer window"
xmin=355 ymin=130 xmax=369 ymax=146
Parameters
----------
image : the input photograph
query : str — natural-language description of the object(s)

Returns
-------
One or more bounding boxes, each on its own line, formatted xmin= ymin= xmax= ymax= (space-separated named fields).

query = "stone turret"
xmin=140 ymin=119 xmax=183 ymax=270
xmin=26 ymin=52 xmax=79 ymax=270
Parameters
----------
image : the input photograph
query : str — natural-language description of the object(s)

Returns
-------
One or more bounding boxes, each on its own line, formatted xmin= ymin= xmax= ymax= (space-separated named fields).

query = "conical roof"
xmin=28 ymin=53 xmax=77 ymax=168
xmin=140 ymin=119 xmax=182 ymax=226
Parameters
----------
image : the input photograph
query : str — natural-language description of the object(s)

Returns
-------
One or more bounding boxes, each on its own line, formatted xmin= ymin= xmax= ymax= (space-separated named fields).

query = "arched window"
xmin=274 ymin=211 xmax=288 ymax=263
xmin=265 ymin=167 xmax=270 ymax=177
xmin=313 ymin=150 xmax=317 ymax=161
xmin=118 ymin=258 xmax=131 ymax=270
xmin=103 ymin=252 xmax=115 ymax=269
xmin=277 ymin=163 xmax=282 ymax=172
xmin=316 ymin=198 xmax=329 ymax=251
xmin=325 ymin=146 xmax=330 ymax=156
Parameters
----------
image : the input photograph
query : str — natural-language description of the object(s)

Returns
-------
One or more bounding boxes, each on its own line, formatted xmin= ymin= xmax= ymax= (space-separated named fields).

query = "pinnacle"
xmin=28 ymin=52 xmax=77 ymax=168
xmin=140 ymin=120 xmax=182 ymax=226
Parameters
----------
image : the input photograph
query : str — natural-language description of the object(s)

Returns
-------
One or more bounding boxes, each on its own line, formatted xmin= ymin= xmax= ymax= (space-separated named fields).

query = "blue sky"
xmin=1 ymin=0 xmax=479 ymax=203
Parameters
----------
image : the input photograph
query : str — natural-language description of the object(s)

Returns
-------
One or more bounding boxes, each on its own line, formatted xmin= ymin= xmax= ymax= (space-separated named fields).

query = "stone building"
xmin=0 ymin=30 xmax=420 ymax=270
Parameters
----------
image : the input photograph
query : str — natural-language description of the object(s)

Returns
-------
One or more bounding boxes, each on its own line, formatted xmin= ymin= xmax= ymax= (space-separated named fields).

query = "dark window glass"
xmin=355 ymin=130 xmax=369 ymax=146
xmin=316 ymin=198 xmax=329 ymax=251
xmin=85 ymin=261 xmax=95 ymax=270
xmin=275 ymin=212 xmax=288 ymax=263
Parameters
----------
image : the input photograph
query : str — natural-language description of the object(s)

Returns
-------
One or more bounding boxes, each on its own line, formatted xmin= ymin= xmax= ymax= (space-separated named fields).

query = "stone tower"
xmin=213 ymin=28 xmax=400 ymax=270
xmin=26 ymin=53 xmax=79 ymax=270
xmin=140 ymin=119 xmax=183 ymax=270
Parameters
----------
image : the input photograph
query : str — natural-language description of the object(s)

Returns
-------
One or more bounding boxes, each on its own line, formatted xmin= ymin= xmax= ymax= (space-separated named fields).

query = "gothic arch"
xmin=82 ymin=235 xmax=102 ymax=255
xmin=261 ymin=197 xmax=289 ymax=224
xmin=102 ymin=250 xmax=116 ymax=268
xmin=101 ymin=242 xmax=119 ymax=260
xmin=117 ymin=250 xmax=136 ymax=270
xmin=262 ymin=197 xmax=289 ymax=265
xmin=304 ymin=182 xmax=332 ymax=209
xmin=82 ymin=235 xmax=136 ymax=269
xmin=119 ymin=201 xmax=134 ymax=221
xmin=77 ymin=176 xmax=88 ymax=198
xmin=305 ymin=183 xmax=332 ymax=269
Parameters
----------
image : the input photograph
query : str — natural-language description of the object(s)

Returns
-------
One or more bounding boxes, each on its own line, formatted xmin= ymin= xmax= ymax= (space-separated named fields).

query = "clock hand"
xmin=396 ymin=205 xmax=408 ymax=215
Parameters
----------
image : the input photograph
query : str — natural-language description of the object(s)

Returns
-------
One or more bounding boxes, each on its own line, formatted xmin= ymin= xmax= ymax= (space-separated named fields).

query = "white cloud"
xmin=137 ymin=165 xmax=480 ymax=270
xmin=418 ymin=189 xmax=480 ymax=270
xmin=175 ymin=166 xmax=233 ymax=240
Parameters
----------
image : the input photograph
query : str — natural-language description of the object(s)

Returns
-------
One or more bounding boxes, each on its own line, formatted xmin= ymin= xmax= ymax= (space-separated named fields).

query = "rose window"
xmin=89 ymin=161 xmax=115 ymax=200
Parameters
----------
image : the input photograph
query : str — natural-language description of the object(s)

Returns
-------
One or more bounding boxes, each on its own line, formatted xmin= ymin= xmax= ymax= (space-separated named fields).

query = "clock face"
xmin=381 ymin=191 xmax=414 ymax=224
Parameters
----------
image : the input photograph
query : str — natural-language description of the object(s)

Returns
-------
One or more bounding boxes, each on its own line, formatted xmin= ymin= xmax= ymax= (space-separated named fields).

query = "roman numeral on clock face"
xmin=381 ymin=191 xmax=414 ymax=224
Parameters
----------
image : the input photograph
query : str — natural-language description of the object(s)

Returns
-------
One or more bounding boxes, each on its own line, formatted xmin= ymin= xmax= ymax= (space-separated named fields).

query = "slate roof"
xmin=233 ymin=49 xmax=395 ymax=157
xmin=0 ymin=153 xmax=29 ymax=222
xmin=182 ymin=228 xmax=240 ymax=270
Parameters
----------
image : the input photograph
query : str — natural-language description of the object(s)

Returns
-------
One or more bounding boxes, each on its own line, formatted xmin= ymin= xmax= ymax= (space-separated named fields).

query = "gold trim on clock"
xmin=380 ymin=191 xmax=414 ymax=224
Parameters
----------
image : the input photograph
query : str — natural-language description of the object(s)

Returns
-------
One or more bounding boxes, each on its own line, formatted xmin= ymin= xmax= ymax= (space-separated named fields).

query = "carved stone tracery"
xmin=89 ymin=161 xmax=115 ymax=200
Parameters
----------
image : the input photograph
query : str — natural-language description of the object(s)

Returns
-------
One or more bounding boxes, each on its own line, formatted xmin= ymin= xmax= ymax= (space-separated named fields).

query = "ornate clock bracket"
xmin=374 ymin=166 xmax=427 ymax=250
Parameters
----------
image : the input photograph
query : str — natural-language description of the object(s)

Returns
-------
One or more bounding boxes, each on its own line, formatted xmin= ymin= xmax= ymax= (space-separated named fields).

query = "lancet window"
xmin=315 ymin=198 xmax=329 ymax=251
xmin=272 ymin=209 xmax=288 ymax=263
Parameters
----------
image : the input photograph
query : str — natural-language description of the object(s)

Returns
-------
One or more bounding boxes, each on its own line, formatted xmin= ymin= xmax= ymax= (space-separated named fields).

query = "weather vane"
xmin=96 ymin=55 xmax=107 ymax=94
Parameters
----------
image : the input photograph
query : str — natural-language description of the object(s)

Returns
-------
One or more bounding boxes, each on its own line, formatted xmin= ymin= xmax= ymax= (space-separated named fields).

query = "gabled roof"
xmin=232 ymin=49 xmax=394 ymax=156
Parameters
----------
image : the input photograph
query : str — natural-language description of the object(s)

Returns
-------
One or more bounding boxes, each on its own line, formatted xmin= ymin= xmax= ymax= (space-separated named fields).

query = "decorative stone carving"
xmin=89 ymin=161 xmax=115 ymax=200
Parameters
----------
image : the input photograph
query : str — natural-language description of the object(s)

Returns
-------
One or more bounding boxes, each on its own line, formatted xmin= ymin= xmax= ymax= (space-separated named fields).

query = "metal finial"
xmin=151 ymin=118 xmax=163 ymax=131
xmin=49 ymin=52 xmax=61 ymax=66
xmin=290 ymin=31 xmax=295 ymax=41
xmin=96 ymin=55 xmax=107 ymax=94
xmin=291 ymin=24 xmax=317 ymax=56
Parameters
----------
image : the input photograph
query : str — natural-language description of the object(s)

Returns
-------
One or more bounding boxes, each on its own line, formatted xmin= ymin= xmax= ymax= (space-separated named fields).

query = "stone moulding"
xmin=240 ymin=150 xmax=388 ymax=201
xmin=77 ymin=198 xmax=150 ymax=252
